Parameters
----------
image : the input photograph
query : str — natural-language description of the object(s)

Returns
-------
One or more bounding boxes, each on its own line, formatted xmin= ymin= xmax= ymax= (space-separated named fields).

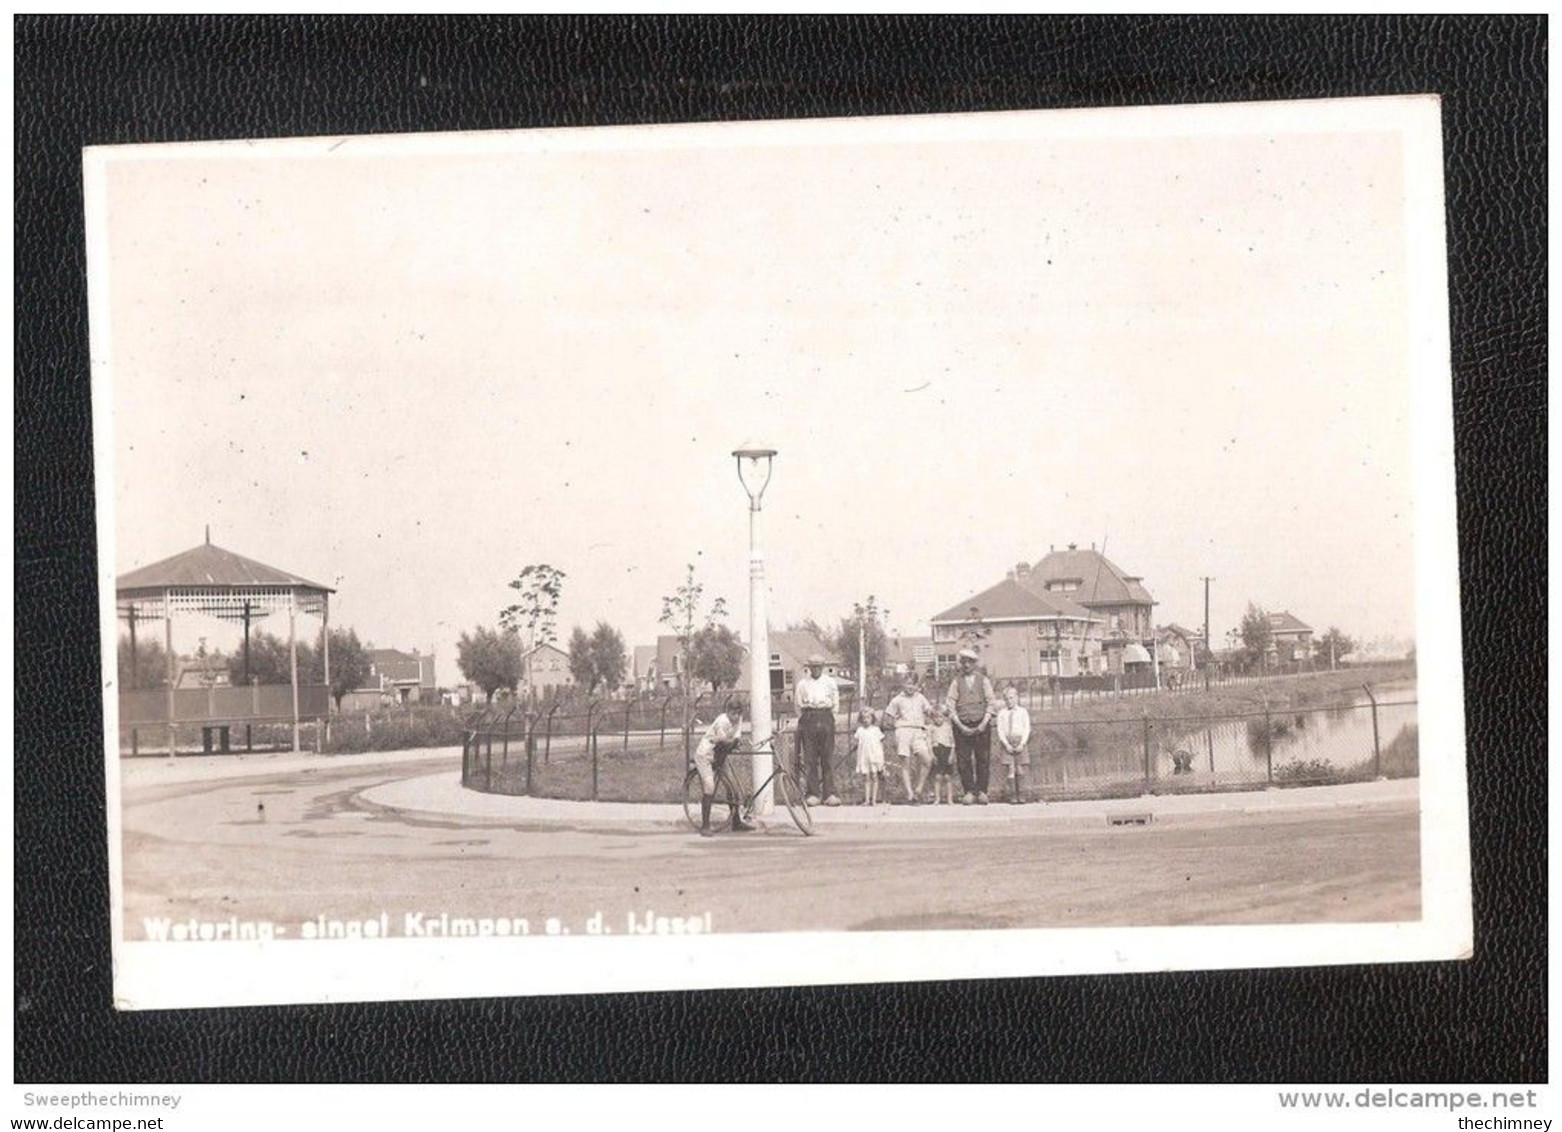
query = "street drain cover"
xmin=1108 ymin=812 xmax=1153 ymax=826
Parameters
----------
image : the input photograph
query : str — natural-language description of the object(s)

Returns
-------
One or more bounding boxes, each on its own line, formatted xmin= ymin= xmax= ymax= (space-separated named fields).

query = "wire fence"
xmin=462 ymin=684 xmax=1419 ymax=804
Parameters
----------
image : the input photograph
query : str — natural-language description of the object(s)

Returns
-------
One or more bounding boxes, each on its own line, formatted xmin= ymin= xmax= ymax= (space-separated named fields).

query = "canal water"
xmin=1035 ymin=680 xmax=1419 ymax=790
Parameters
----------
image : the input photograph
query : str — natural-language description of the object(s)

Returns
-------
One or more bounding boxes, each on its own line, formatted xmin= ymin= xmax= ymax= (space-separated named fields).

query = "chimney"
xmin=1015 ymin=562 xmax=1031 ymax=580
xmin=1005 ymin=568 xmax=1016 ymax=581
xmin=1067 ymin=542 xmax=1078 ymax=551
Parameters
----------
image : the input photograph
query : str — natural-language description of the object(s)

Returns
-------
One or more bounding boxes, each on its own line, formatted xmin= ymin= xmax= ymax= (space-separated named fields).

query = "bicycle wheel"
xmin=681 ymin=768 xmax=704 ymax=831
xmin=774 ymin=766 xmax=815 ymax=836
xmin=683 ymin=764 xmax=741 ymax=832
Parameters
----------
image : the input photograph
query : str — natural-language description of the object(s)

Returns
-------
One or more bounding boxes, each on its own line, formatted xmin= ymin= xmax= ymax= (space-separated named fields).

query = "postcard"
xmin=85 ymin=95 xmax=1469 ymax=1009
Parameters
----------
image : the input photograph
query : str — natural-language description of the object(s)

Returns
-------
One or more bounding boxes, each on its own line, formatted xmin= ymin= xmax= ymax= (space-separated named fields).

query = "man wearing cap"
xmin=944 ymin=648 xmax=996 ymax=804
xmin=795 ymin=654 xmax=842 ymax=806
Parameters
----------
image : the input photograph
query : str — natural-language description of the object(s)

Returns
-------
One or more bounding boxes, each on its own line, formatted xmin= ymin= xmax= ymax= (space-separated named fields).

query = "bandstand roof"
xmin=116 ymin=540 xmax=333 ymax=622
xmin=118 ymin=540 xmax=333 ymax=595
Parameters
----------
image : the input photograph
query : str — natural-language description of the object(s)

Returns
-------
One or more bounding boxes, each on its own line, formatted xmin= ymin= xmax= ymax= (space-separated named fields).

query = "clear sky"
xmin=99 ymin=111 xmax=1418 ymax=677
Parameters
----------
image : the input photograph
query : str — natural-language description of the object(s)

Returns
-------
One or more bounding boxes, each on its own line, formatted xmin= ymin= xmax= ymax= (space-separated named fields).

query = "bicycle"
xmin=682 ymin=737 xmax=814 ymax=836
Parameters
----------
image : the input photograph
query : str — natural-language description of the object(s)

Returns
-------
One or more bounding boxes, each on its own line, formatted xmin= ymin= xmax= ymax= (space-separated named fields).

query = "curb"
xmin=358 ymin=771 xmax=1419 ymax=831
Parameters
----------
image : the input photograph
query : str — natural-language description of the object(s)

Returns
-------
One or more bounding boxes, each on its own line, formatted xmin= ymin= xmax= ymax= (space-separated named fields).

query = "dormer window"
xmin=1046 ymin=577 xmax=1083 ymax=594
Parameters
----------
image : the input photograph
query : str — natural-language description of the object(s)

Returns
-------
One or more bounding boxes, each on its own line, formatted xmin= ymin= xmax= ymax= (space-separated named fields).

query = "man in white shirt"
xmin=994 ymin=684 xmax=1034 ymax=805
xmin=794 ymin=654 xmax=842 ymax=806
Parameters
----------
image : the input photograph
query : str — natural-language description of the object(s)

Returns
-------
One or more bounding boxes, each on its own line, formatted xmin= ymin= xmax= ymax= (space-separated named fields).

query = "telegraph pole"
xmin=1201 ymin=576 xmax=1213 ymax=672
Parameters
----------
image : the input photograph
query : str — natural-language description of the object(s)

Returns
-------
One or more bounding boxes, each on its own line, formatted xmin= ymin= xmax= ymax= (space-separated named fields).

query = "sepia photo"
xmin=85 ymin=95 xmax=1470 ymax=1009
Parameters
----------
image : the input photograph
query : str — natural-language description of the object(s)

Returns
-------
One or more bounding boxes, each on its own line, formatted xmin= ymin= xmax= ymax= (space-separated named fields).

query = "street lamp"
xmin=733 ymin=442 xmax=777 ymax=814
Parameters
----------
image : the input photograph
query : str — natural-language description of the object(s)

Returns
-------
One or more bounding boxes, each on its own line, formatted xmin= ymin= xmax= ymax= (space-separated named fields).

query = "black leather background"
xmin=14 ymin=16 xmax=1546 ymax=1083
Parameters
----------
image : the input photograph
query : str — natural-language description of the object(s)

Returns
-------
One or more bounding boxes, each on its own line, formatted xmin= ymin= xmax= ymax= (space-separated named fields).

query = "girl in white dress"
xmin=852 ymin=709 xmax=886 ymax=806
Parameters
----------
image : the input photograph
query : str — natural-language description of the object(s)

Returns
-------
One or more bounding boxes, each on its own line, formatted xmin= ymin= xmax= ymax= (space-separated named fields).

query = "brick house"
xmin=341 ymin=647 xmax=437 ymax=711
xmin=931 ymin=544 xmax=1156 ymax=678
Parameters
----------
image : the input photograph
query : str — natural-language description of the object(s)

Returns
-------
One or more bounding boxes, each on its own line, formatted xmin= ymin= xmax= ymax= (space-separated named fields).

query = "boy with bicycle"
xmin=693 ymin=695 xmax=757 ymax=838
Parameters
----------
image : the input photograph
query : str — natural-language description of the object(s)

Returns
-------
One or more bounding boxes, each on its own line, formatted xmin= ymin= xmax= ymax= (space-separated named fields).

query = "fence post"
xmin=544 ymin=703 xmax=559 ymax=764
xmin=1141 ymin=713 xmax=1153 ymax=796
xmin=485 ymin=715 xmax=495 ymax=791
xmin=623 ymin=696 xmax=635 ymax=752
xmin=585 ymin=700 xmax=600 ymax=802
xmin=1364 ymin=683 xmax=1382 ymax=779
xmin=525 ymin=711 xmax=536 ymax=795
xmin=500 ymin=706 xmax=516 ymax=766
xmin=659 ymin=694 xmax=673 ymax=748
xmin=1263 ymin=701 xmax=1274 ymax=787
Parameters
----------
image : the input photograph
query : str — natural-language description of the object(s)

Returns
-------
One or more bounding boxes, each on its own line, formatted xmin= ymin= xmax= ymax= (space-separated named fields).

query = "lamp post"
xmin=733 ymin=442 xmax=777 ymax=814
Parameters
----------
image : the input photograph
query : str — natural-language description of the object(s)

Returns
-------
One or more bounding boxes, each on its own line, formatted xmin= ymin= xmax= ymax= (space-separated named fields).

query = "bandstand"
xmin=115 ymin=534 xmax=335 ymax=754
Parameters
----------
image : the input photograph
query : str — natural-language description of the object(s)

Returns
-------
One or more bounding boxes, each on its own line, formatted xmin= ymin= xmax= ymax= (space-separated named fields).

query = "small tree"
xmin=226 ymin=631 xmax=314 ymax=686
xmin=689 ymin=623 xmax=744 ymax=694
xmin=316 ymin=627 xmax=372 ymax=709
xmin=117 ymin=633 xmax=170 ymax=690
xmin=659 ymin=563 xmax=729 ymax=696
xmin=1315 ymin=627 xmax=1356 ymax=668
xmin=500 ymin=564 xmax=566 ymax=696
xmin=1239 ymin=603 xmax=1274 ymax=669
xmin=566 ymin=625 xmax=597 ymax=692
xmin=589 ymin=622 xmax=628 ymax=694
xmin=456 ymin=625 xmax=524 ymax=701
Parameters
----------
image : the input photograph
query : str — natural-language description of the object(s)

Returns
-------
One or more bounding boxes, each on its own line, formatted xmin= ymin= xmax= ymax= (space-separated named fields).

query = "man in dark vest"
xmin=943 ymin=648 xmax=996 ymax=804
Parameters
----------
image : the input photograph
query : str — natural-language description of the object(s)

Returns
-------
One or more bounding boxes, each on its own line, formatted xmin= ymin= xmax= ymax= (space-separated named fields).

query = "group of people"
xmin=799 ymin=649 xmax=1035 ymax=808
xmin=688 ymin=648 xmax=1036 ymax=837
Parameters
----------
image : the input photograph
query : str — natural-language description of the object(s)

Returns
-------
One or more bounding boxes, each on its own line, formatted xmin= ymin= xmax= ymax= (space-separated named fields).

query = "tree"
xmin=500 ymin=564 xmax=566 ymax=694
xmin=564 ymin=625 xmax=598 ymax=693
xmin=689 ymin=623 xmax=744 ymax=694
xmin=456 ymin=625 xmax=524 ymax=700
xmin=225 ymin=631 xmax=314 ymax=686
xmin=659 ymin=563 xmax=729 ymax=695
xmin=590 ymin=622 xmax=628 ymax=694
xmin=1239 ymin=603 xmax=1274 ymax=668
xmin=1315 ymin=627 xmax=1356 ymax=668
xmin=117 ymin=633 xmax=170 ymax=690
xmin=828 ymin=596 xmax=892 ymax=698
xmin=316 ymin=627 xmax=371 ymax=708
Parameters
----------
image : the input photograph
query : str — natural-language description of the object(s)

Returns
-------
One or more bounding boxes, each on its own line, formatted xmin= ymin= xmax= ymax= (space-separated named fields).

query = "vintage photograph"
xmin=87 ymin=96 xmax=1470 ymax=1009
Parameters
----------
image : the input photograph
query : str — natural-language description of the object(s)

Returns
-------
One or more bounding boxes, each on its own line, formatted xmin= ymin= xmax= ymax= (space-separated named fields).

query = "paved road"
xmin=120 ymin=752 xmax=1420 ymax=938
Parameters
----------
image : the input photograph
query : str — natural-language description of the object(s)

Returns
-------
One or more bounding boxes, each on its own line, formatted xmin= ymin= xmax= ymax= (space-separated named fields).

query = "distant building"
xmin=931 ymin=544 xmax=1156 ymax=678
xmin=1265 ymin=611 xmax=1314 ymax=663
xmin=341 ymin=647 xmax=436 ymax=711
xmin=630 ymin=645 xmax=659 ymax=692
xmin=1157 ymin=624 xmax=1206 ymax=671
xmin=733 ymin=628 xmax=846 ymax=702
xmin=174 ymin=652 xmax=231 ymax=689
xmin=523 ymin=642 xmax=574 ymax=690
xmin=882 ymin=635 xmax=936 ymax=680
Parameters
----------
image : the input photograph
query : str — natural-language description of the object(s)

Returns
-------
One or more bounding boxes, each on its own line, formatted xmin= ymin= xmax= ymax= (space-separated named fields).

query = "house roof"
xmin=767 ymin=629 xmax=840 ymax=666
xmin=117 ymin=540 xmax=332 ymax=594
xmin=367 ymin=648 xmax=418 ymax=665
xmin=1267 ymin=610 xmax=1313 ymax=634
xmin=932 ymin=577 xmax=1095 ymax=624
xmin=523 ymin=642 xmax=571 ymax=660
xmin=1030 ymin=547 xmax=1153 ymax=606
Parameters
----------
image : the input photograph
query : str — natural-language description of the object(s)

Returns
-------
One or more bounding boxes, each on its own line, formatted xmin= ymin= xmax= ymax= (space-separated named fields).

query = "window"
xmin=933 ymin=625 xmax=958 ymax=642
xmin=1046 ymin=578 xmax=1083 ymax=594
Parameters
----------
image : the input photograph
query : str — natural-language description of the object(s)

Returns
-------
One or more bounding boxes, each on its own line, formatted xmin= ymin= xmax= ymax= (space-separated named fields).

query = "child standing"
xmin=929 ymin=706 xmax=956 ymax=804
xmin=994 ymin=685 xmax=1033 ymax=804
xmin=883 ymin=674 xmax=936 ymax=803
xmin=852 ymin=709 xmax=886 ymax=806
